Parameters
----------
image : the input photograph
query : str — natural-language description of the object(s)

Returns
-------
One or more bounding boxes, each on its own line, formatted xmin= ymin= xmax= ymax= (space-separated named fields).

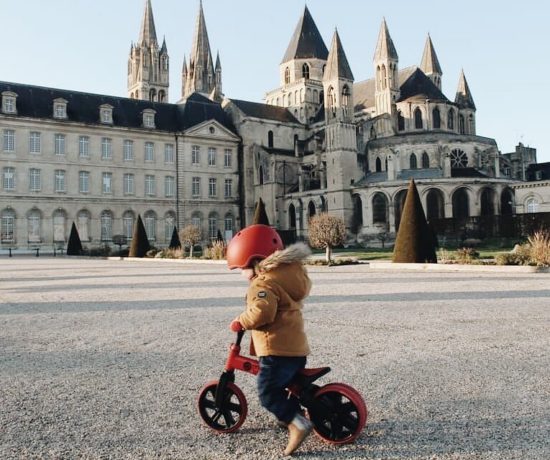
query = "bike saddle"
xmin=294 ymin=367 xmax=331 ymax=387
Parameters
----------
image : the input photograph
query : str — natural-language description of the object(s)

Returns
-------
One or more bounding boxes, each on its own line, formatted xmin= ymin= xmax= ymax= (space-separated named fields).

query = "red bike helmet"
xmin=226 ymin=224 xmax=284 ymax=269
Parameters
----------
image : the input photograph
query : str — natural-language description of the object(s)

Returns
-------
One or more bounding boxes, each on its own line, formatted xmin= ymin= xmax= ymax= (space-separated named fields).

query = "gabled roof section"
xmin=281 ymin=6 xmax=328 ymax=63
xmin=229 ymin=99 xmax=301 ymax=123
xmin=138 ymin=0 xmax=158 ymax=46
xmin=455 ymin=69 xmax=476 ymax=110
xmin=0 ymin=81 xmax=236 ymax=134
xmin=397 ymin=68 xmax=449 ymax=102
xmin=420 ymin=34 xmax=442 ymax=75
xmin=324 ymin=30 xmax=354 ymax=81
xmin=179 ymin=92 xmax=236 ymax=132
xmin=373 ymin=18 xmax=398 ymax=61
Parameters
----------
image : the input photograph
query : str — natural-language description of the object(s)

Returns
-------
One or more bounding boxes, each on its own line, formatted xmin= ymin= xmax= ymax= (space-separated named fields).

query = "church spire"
xmin=420 ymin=34 xmax=442 ymax=89
xmin=373 ymin=18 xmax=398 ymax=62
xmin=324 ymin=29 xmax=354 ymax=81
xmin=128 ymin=0 xmax=169 ymax=102
xmin=183 ymin=1 xmax=219 ymax=99
xmin=138 ymin=0 xmax=158 ymax=46
xmin=281 ymin=5 xmax=328 ymax=64
xmin=455 ymin=69 xmax=476 ymax=109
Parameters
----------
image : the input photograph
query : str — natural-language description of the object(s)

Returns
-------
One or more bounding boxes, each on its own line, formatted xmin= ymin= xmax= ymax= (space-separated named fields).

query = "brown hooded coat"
xmin=237 ymin=243 xmax=311 ymax=357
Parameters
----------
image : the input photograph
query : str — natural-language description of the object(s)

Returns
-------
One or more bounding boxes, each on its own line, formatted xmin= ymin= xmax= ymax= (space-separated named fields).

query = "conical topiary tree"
xmin=129 ymin=214 xmax=151 ymax=257
xmin=169 ymin=226 xmax=181 ymax=249
xmin=66 ymin=222 xmax=83 ymax=256
xmin=252 ymin=197 xmax=270 ymax=225
xmin=392 ymin=179 xmax=437 ymax=263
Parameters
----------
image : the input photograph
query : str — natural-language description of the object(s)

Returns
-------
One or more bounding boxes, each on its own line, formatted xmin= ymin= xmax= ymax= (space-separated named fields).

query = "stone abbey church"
xmin=0 ymin=1 xmax=531 ymax=251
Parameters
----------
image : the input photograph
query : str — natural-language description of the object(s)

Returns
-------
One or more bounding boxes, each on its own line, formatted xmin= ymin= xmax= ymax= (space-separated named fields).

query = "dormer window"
xmin=142 ymin=109 xmax=156 ymax=128
xmin=2 ymin=91 xmax=17 ymax=114
xmin=99 ymin=104 xmax=113 ymax=124
xmin=53 ymin=98 xmax=68 ymax=119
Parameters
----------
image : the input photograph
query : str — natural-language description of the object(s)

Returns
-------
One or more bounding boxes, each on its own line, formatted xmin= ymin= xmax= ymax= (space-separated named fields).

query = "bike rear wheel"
xmin=197 ymin=380 xmax=248 ymax=433
xmin=308 ymin=383 xmax=367 ymax=444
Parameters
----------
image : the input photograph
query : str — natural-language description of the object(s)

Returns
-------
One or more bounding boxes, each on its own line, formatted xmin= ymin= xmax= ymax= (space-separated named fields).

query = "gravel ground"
xmin=1 ymin=257 xmax=549 ymax=460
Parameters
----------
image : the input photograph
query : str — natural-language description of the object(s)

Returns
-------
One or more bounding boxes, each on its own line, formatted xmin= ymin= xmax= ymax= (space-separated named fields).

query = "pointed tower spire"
xmin=282 ymin=5 xmax=328 ymax=63
xmin=138 ymin=0 xmax=158 ymax=46
xmin=373 ymin=18 xmax=399 ymax=115
xmin=128 ymin=0 xmax=169 ymax=101
xmin=324 ymin=29 xmax=354 ymax=81
xmin=373 ymin=18 xmax=398 ymax=62
xmin=323 ymin=29 xmax=354 ymax=124
xmin=183 ymin=1 xmax=218 ymax=99
xmin=455 ymin=69 xmax=476 ymax=109
xmin=420 ymin=34 xmax=442 ymax=89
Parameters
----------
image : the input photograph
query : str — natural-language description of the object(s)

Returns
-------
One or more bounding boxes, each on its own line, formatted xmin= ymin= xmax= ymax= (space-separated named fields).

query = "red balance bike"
xmin=197 ymin=330 xmax=367 ymax=444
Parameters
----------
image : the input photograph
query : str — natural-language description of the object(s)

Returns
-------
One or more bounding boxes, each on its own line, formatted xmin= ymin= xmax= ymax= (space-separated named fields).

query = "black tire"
xmin=197 ymin=380 xmax=248 ymax=433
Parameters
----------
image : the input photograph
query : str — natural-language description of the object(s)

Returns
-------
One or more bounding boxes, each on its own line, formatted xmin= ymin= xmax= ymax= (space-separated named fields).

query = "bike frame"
xmin=224 ymin=330 xmax=259 ymax=376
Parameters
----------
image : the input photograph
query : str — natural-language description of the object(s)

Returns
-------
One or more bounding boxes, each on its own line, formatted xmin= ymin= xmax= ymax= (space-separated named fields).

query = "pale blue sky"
xmin=2 ymin=0 xmax=548 ymax=162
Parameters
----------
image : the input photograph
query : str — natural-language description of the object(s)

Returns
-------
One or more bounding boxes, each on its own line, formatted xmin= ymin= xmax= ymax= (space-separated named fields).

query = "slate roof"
xmin=397 ymin=68 xmax=449 ymax=103
xmin=0 ymin=81 xmax=236 ymax=133
xmin=324 ymin=30 xmax=354 ymax=81
xmin=229 ymin=99 xmax=300 ymax=123
xmin=353 ymin=66 xmax=417 ymax=111
xmin=281 ymin=6 xmax=328 ymax=63
xmin=451 ymin=167 xmax=487 ymax=178
xmin=397 ymin=168 xmax=443 ymax=180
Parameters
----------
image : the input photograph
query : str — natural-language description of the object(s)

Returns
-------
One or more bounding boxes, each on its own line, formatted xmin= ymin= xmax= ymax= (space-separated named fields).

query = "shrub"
xmin=67 ymin=222 xmax=84 ymax=256
xmin=495 ymin=253 xmax=522 ymax=266
xmin=145 ymin=248 xmax=160 ymax=258
xmin=527 ymin=230 xmax=550 ymax=266
xmin=456 ymin=247 xmax=479 ymax=264
xmin=87 ymin=245 xmax=111 ymax=257
xmin=129 ymin=215 xmax=151 ymax=257
xmin=306 ymin=257 xmax=359 ymax=266
xmin=179 ymin=225 xmax=202 ymax=258
xmin=437 ymin=248 xmax=455 ymax=264
xmin=203 ymin=241 xmax=226 ymax=260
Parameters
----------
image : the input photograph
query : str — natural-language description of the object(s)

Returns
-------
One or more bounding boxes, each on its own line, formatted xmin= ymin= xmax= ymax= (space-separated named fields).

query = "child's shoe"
xmin=283 ymin=414 xmax=312 ymax=456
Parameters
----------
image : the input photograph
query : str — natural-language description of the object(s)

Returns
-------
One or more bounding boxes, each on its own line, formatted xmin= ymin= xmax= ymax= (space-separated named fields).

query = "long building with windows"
xmin=0 ymin=1 xmax=539 ymax=253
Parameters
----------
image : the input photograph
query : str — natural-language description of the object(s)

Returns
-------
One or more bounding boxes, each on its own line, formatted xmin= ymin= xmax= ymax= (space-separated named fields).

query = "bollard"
xmin=35 ymin=248 xmax=40 ymax=257
xmin=8 ymin=248 xmax=12 ymax=257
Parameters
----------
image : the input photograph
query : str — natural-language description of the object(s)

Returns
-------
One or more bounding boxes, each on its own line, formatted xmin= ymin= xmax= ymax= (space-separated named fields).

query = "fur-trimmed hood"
xmin=257 ymin=243 xmax=311 ymax=273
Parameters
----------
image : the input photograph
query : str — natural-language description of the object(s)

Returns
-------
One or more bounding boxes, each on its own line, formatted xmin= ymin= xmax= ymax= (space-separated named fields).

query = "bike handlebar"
xmin=235 ymin=329 xmax=245 ymax=346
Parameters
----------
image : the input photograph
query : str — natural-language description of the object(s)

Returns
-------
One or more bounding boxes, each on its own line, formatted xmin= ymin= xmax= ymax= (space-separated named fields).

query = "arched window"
xmin=208 ymin=212 xmax=218 ymax=239
xmin=526 ymin=198 xmax=538 ymax=213
xmin=319 ymin=90 xmax=324 ymax=104
xmin=288 ymin=204 xmax=296 ymax=229
xmin=191 ymin=211 xmax=202 ymax=230
xmin=448 ymin=109 xmax=455 ymax=130
xmin=414 ymin=107 xmax=423 ymax=129
xmin=480 ymin=188 xmax=495 ymax=216
xmin=426 ymin=189 xmax=445 ymax=220
xmin=1 ymin=208 xmax=16 ymax=243
xmin=123 ymin=211 xmax=135 ymax=239
xmin=259 ymin=166 xmax=264 ymax=185
xmin=308 ymin=201 xmax=316 ymax=219
xmin=284 ymin=67 xmax=290 ymax=85
xmin=370 ymin=126 xmax=377 ymax=139
xmin=372 ymin=193 xmax=388 ymax=224
xmin=27 ymin=209 xmax=41 ymax=243
xmin=422 ymin=152 xmax=430 ymax=169
xmin=381 ymin=65 xmax=387 ymax=89
xmin=327 ymin=86 xmax=336 ymax=117
xmin=397 ymin=111 xmax=405 ymax=131
xmin=375 ymin=157 xmax=382 ymax=172
xmin=410 ymin=153 xmax=418 ymax=169
xmin=459 ymin=114 xmax=465 ymax=134
xmin=158 ymin=90 xmax=166 ymax=102
xmin=452 ymin=188 xmax=470 ymax=219
xmin=351 ymin=194 xmax=363 ymax=234
xmin=224 ymin=213 xmax=234 ymax=235
xmin=394 ymin=189 xmax=407 ymax=231
xmin=501 ymin=189 xmax=514 ymax=215
xmin=468 ymin=114 xmax=475 ymax=134
xmin=77 ymin=210 xmax=91 ymax=241
xmin=100 ymin=210 xmax=113 ymax=241
xmin=149 ymin=88 xmax=156 ymax=102
xmin=144 ymin=211 xmax=156 ymax=241
xmin=432 ymin=107 xmax=441 ymax=129
xmin=164 ymin=212 xmax=176 ymax=242
xmin=268 ymin=130 xmax=274 ymax=148
xmin=342 ymin=85 xmax=350 ymax=108
xmin=302 ymin=63 xmax=310 ymax=79
xmin=52 ymin=209 xmax=66 ymax=242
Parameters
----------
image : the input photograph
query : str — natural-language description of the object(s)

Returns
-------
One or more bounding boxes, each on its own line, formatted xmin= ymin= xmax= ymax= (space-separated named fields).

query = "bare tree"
xmin=308 ymin=213 xmax=346 ymax=263
xmin=179 ymin=225 xmax=202 ymax=258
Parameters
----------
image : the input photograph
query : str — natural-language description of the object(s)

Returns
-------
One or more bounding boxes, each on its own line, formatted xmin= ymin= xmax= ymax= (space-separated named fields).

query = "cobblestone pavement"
xmin=1 ymin=257 xmax=549 ymax=459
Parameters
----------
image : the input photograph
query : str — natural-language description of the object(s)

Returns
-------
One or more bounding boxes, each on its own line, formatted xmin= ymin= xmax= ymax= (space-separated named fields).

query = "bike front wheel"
xmin=197 ymin=380 xmax=248 ymax=433
xmin=308 ymin=382 xmax=367 ymax=444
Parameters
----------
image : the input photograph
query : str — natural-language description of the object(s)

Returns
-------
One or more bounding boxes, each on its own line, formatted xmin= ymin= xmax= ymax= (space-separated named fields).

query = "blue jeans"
xmin=257 ymin=355 xmax=307 ymax=424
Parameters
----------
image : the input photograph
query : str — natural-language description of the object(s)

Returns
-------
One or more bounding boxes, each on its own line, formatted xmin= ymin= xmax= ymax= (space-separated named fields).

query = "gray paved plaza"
xmin=1 ymin=257 xmax=549 ymax=459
